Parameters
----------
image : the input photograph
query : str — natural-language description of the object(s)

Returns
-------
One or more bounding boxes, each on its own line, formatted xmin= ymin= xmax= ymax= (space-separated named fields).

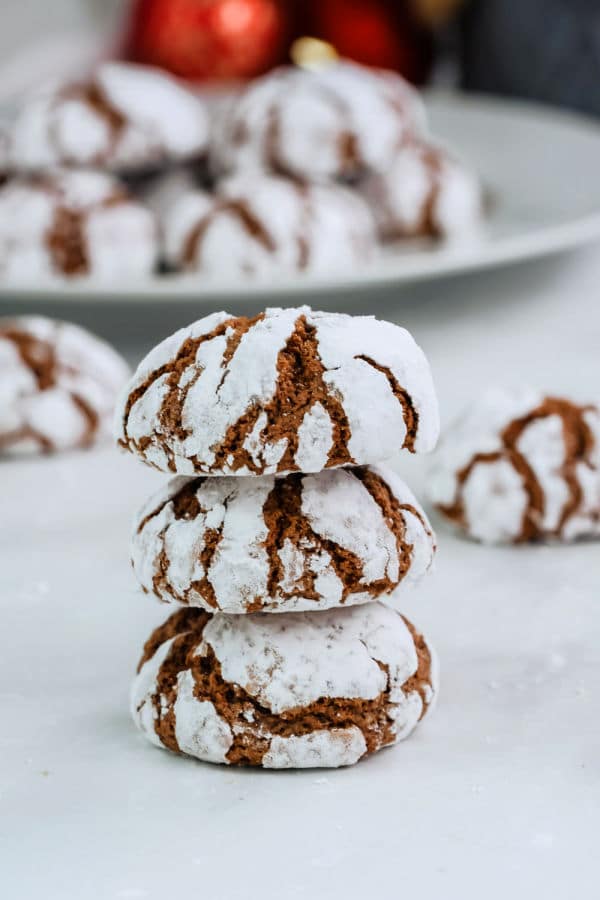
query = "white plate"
xmin=2 ymin=91 xmax=600 ymax=303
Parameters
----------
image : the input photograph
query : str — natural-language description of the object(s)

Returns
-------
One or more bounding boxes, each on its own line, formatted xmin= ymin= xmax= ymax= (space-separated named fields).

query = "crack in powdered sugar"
xmin=435 ymin=394 xmax=600 ymax=542
xmin=29 ymin=174 xmax=130 ymax=276
xmin=0 ymin=318 xmax=127 ymax=453
xmin=54 ymin=81 xmax=126 ymax=166
xmin=131 ymin=604 xmax=436 ymax=768
xmin=354 ymin=354 xmax=419 ymax=452
xmin=118 ymin=307 xmax=438 ymax=477
xmin=131 ymin=466 xmax=435 ymax=613
xmin=215 ymin=63 xmax=424 ymax=182
xmin=183 ymin=200 xmax=277 ymax=269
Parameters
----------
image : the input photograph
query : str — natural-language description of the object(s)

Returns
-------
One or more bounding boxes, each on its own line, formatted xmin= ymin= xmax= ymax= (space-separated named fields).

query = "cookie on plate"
xmin=132 ymin=464 xmax=435 ymax=613
xmin=0 ymin=169 xmax=158 ymax=281
xmin=362 ymin=141 xmax=482 ymax=241
xmin=0 ymin=316 xmax=129 ymax=455
xmin=0 ymin=62 xmax=209 ymax=174
xmin=116 ymin=306 xmax=439 ymax=476
xmin=211 ymin=61 xmax=425 ymax=182
xmin=131 ymin=602 xmax=438 ymax=768
xmin=162 ymin=173 xmax=377 ymax=277
xmin=429 ymin=388 xmax=600 ymax=543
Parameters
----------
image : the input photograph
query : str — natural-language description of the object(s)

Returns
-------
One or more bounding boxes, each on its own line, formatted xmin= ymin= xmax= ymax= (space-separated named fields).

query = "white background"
xmin=0 ymin=0 xmax=122 ymax=53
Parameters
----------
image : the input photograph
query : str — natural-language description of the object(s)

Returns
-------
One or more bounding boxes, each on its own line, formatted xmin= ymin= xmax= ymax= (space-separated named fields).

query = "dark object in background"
xmin=124 ymin=0 xmax=440 ymax=85
xmin=460 ymin=0 xmax=600 ymax=117
xmin=125 ymin=0 xmax=290 ymax=80
xmin=300 ymin=0 xmax=433 ymax=84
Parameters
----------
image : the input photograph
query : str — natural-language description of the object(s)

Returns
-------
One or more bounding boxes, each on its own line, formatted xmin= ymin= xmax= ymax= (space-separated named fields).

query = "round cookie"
xmin=131 ymin=602 xmax=438 ymax=768
xmin=162 ymin=173 xmax=377 ymax=277
xmin=211 ymin=61 xmax=425 ymax=183
xmin=429 ymin=388 xmax=600 ymax=543
xmin=0 ymin=62 xmax=209 ymax=174
xmin=0 ymin=170 xmax=158 ymax=280
xmin=0 ymin=316 xmax=129 ymax=455
xmin=132 ymin=464 xmax=435 ymax=614
xmin=362 ymin=141 xmax=482 ymax=241
xmin=116 ymin=306 xmax=440 ymax=476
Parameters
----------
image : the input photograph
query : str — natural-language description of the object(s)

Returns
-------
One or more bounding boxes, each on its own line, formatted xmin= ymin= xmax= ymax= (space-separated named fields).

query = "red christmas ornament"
xmin=124 ymin=0 xmax=289 ymax=81
xmin=300 ymin=0 xmax=433 ymax=84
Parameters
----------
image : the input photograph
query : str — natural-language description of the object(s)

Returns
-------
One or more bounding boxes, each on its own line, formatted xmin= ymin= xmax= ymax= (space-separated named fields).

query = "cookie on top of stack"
xmin=117 ymin=305 xmax=441 ymax=769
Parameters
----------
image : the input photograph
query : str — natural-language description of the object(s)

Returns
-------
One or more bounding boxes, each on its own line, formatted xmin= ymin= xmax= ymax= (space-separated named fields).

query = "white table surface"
xmin=2 ymin=247 xmax=600 ymax=899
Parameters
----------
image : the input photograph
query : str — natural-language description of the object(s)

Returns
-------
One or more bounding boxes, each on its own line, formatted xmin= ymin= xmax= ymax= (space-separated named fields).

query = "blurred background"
xmin=2 ymin=0 xmax=600 ymax=111
xmin=1 ymin=0 xmax=600 ymax=367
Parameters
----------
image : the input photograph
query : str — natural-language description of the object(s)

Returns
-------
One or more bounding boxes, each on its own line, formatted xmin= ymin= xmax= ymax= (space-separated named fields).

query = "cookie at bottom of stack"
xmin=131 ymin=602 xmax=438 ymax=768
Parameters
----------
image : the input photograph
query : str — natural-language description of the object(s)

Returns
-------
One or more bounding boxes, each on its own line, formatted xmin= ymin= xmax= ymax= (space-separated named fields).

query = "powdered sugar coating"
xmin=203 ymin=604 xmax=411 ymax=711
xmin=0 ymin=315 xmax=129 ymax=455
xmin=429 ymin=387 xmax=600 ymax=543
xmin=173 ymin=670 xmax=233 ymax=763
xmin=295 ymin=401 xmax=334 ymax=471
xmin=130 ymin=603 xmax=438 ymax=768
xmin=131 ymin=464 xmax=435 ymax=613
xmin=116 ymin=306 xmax=439 ymax=476
xmin=362 ymin=142 xmax=482 ymax=241
xmin=1 ymin=62 xmax=209 ymax=174
xmin=211 ymin=61 xmax=426 ymax=182
xmin=0 ymin=170 xmax=157 ymax=280
xmin=162 ymin=173 xmax=377 ymax=277
xmin=261 ymin=728 xmax=367 ymax=768
xmin=130 ymin=636 xmax=176 ymax=749
xmin=140 ymin=167 xmax=202 ymax=221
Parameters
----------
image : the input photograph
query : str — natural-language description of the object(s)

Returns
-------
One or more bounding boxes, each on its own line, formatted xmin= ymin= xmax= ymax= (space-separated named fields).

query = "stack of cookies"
xmin=117 ymin=306 xmax=441 ymax=769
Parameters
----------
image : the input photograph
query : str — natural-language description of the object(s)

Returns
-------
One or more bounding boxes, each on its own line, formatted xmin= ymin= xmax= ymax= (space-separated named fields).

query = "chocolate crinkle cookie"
xmin=131 ymin=464 xmax=435 ymax=614
xmin=131 ymin=602 xmax=438 ymax=768
xmin=429 ymin=388 xmax=600 ymax=543
xmin=0 ymin=316 xmax=129 ymax=455
xmin=0 ymin=169 xmax=158 ymax=280
xmin=210 ymin=61 xmax=425 ymax=183
xmin=0 ymin=62 xmax=209 ymax=174
xmin=116 ymin=306 xmax=439 ymax=476
xmin=161 ymin=173 xmax=378 ymax=277
xmin=362 ymin=141 xmax=482 ymax=242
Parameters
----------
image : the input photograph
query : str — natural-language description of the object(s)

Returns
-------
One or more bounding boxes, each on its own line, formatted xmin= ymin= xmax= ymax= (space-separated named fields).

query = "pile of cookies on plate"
xmin=0 ymin=59 xmax=482 ymax=283
xmin=117 ymin=305 xmax=441 ymax=768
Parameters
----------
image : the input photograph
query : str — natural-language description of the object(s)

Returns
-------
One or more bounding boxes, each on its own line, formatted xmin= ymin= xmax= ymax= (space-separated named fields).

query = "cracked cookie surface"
xmin=162 ymin=173 xmax=377 ymax=277
xmin=0 ymin=62 xmax=208 ymax=174
xmin=429 ymin=388 xmax=600 ymax=543
xmin=211 ymin=61 xmax=425 ymax=183
xmin=131 ymin=602 xmax=438 ymax=768
xmin=0 ymin=169 xmax=157 ymax=280
xmin=132 ymin=464 xmax=435 ymax=614
xmin=116 ymin=306 xmax=439 ymax=476
xmin=0 ymin=315 xmax=129 ymax=455
xmin=362 ymin=141 xmax=482 ymax=241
